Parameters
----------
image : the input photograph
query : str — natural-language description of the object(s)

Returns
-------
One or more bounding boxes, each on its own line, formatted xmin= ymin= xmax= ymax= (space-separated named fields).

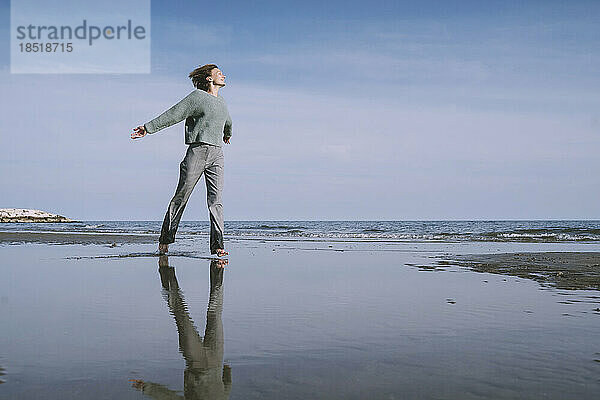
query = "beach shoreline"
xmin=2 ymin=229 xmax=600 ymax=292
xmin=442 ymin=252 xmax=600 ymax=291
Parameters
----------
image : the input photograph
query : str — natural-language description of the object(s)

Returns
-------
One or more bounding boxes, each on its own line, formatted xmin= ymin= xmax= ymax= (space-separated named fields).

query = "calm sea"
xmin=1 ymin=220 xmax=599 ymax=242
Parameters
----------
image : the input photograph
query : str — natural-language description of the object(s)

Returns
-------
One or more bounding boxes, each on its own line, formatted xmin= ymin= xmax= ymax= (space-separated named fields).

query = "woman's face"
xmin=210 ymin=68 xmax=226 ymax=86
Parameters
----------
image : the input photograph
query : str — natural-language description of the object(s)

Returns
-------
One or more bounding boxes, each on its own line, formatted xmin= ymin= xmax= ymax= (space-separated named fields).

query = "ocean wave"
xmin=224 ymin=230 xmax=600 ymax=242
xmin=228 ymin=231 xmax=455 ymax=241
xmin=2 ymin=222 xmax=600 ymax=243
xmin=84 ymin=224 xmax=105 ymax=229
xmin=477 ymin=228 xmax=600 ymax=242
xmin=255 ymin=224 xmax=308 ymax=230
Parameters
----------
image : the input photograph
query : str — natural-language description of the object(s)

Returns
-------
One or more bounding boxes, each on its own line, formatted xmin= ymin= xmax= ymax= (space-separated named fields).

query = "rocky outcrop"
xmin=0 ymin=208 xmax=74 ymax=223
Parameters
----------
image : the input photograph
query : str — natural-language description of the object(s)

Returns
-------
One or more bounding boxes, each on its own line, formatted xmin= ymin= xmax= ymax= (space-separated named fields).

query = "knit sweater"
xmin=144 ymin=89 xmax=232 ymax=146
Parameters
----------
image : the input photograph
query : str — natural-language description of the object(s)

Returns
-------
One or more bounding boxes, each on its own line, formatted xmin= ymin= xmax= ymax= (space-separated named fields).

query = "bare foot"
xmin=215 ymin=248 xmax=228 ymax=257
xmin=158 ymin=243 xmax=169 ymax=254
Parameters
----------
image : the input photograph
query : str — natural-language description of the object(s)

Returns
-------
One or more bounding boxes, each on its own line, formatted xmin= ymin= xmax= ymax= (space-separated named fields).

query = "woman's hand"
xmin=131 ymin=125 xmax=147 ymax=139
xmin=129 ymin=379 xmax=145 ymax=390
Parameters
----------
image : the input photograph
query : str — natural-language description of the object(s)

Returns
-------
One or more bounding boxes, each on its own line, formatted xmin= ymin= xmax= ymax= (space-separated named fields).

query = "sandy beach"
xmin=1 ymin=226 xmax=600 ymax=399
xmin=445 ymin=252 xmax=600 ymax=291
xmin=3 ymin=230 xmax=599 ymax=289
xmin=0 ymin=231 xmax=157 ymax=245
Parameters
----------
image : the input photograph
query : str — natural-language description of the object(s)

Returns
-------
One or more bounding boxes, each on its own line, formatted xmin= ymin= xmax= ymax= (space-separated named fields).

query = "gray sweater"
xmin=144 ymin=89 xmax=232 ymax=146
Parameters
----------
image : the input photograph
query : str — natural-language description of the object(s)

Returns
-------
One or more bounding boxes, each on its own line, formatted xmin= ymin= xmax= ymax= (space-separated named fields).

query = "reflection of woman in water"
xmin=130 ymin=257 xmax=231 ymax=399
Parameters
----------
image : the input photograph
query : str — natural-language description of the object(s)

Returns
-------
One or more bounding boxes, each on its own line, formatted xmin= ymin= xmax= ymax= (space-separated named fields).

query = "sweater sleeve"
xmin=144 ymin=91 xmax=200 ymax=134
xmin=223 ymin=111 xmax=232 ymax=139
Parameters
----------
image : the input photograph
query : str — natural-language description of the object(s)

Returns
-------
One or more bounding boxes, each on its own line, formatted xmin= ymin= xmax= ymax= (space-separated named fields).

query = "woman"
xmin=131 ymin=64 xmax=232 ymax=257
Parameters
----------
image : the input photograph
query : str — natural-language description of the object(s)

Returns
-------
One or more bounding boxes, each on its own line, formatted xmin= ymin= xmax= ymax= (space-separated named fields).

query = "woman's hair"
xmin=188 ymin=64 xmax=218 ymax=91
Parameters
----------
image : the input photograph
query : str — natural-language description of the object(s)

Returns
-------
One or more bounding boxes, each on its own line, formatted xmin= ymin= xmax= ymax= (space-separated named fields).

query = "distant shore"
xmin=0 ymin=208 xmax=74 ymax=223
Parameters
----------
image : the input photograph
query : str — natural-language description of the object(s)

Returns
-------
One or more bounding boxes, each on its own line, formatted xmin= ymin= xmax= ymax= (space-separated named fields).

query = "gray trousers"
xmin=159 ymin=143 xmax=224 ymax=254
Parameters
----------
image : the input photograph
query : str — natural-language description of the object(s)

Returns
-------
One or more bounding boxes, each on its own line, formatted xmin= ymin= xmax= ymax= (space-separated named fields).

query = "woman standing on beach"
xmin=131 ymin=64 xmax=232 ymax=257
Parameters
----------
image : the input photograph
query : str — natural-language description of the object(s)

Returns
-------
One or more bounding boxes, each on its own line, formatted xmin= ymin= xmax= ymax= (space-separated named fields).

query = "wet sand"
xmin=3 ymin=230 xmax=599 ymax=291
xmin=0 ymin=231 xmax=156 ymax=245
xmin=3 ymin=230 xmax=600 ymax=290
xmin=2 ymin=238 xmax=600 ymax=399
xmin=444 ymin=252 xmax=600 ymax=291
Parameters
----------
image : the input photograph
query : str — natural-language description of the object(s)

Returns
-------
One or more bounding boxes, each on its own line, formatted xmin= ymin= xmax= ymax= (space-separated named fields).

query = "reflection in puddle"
xmin=131 ymin=256 xmax=231 ymax=399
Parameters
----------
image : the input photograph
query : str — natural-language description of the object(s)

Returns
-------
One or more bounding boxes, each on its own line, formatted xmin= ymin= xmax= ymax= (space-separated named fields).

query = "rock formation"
xmin=0 ymin=208 xmax=74 ymax=223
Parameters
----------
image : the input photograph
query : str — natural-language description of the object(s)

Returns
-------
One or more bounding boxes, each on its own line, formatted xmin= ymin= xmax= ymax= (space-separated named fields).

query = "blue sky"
xmin=1 ymin=0 xmax=599 ymax=220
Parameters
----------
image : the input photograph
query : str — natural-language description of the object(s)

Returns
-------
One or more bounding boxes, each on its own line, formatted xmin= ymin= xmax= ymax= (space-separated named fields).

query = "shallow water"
xmin=1 ymin=241 xmax=600 ymax=399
